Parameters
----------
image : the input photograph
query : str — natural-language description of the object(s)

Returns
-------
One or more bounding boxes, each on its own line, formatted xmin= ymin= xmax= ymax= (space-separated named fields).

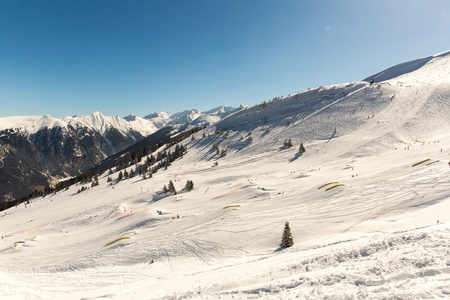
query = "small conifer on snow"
xmin=280 ymin=221 xmax=294 ymax=248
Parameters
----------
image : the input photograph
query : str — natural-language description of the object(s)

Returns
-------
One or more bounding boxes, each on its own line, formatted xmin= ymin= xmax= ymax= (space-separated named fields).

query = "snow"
xmin=143 ymin=111 xmax=172 ymax=129
xmin=0 ymin=115 xmax=67 ymax=134
xmin=0 ymin=112 xmax=158 ymax=137
xmin=0 ymin=107 xmax=243 ymax=139
xmin=63 ymin=111 xmax=158 ymax=137
xmin=364 ymin=50 xmax=450 ymax=83
xmin=143 ymin=107 xmax=245 ymax=129
xmin=1 ymin=51 xmax=450 ymax=299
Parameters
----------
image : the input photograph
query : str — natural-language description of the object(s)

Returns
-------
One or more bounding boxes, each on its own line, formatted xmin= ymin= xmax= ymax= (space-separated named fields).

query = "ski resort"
xmin=1 ymin=50 xmax=449 ymax=299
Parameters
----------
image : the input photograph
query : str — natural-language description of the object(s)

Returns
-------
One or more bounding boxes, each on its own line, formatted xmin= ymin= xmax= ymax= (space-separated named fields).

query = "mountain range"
xmin=0 ymin=106 xmax=245 ymax=203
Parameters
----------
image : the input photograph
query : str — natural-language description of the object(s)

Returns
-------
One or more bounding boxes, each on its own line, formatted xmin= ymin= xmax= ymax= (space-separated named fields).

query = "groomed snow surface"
xmin=1 ymin=52 xmax=450 ymax=299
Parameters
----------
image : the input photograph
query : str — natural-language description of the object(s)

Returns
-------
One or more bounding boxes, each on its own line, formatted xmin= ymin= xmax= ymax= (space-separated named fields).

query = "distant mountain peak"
xmin=124 ymin=114 xmax=138 ymax=121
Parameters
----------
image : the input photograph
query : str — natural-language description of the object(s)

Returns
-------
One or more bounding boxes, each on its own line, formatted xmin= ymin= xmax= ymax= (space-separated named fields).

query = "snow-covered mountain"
xmin=0 ymin=112 xmax=155 ymax=203
xmin=1 ymin=51 xmax=450 ymax=299
xmin=0 ymin=106 xmax=243 ymax=203
xmin=142 ymin=111 xmax=172 ymax=129
xmin=0 ymin=111 xmax=158 ymax=137
xmin=143 ymin=105 xmax=246 ymax=129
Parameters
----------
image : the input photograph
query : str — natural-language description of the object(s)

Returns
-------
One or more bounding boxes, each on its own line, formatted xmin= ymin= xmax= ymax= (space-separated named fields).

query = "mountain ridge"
xmin=0 ymin=105 xmax=243 ymax=203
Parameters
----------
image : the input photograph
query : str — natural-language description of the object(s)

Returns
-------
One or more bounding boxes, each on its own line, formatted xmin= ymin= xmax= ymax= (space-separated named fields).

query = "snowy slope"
xmin=364 ymin=50 xmax=450 ymax=83
xmin=1 ymin=51 xmax=449 ymax=299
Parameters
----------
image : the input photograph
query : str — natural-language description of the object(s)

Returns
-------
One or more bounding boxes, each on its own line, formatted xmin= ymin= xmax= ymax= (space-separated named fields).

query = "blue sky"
xmin=1 ymin=0 xmax=450 ymax=118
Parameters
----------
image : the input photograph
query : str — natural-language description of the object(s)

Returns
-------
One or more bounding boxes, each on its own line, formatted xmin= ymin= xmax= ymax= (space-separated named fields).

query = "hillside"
xmin=0 ymin=107 xmax=242 ymax=204
xmin=0 ymin=112 xmax=152 ymax=203
xmin=0 ymin=51 xmax=449 ymax=299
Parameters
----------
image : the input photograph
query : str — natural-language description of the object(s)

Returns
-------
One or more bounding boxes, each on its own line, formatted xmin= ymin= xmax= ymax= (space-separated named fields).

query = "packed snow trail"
xmin=175 ymin=146 xmax=295 ymax=176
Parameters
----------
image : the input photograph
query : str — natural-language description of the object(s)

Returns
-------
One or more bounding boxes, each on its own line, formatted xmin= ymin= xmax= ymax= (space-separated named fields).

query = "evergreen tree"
xmin=185 ymin=180 xmax=194 ymax=191
xmin=280 ymin=221 xmax=294 ymax=248
xmin=284 ymin=139 xmax=293 ymax=148
xmin=213 ymin=143 xmax=219 ymax=154
xmin=168 ymin=180 xmax=177 ymax=195
xmin=91 ymin=175 xmax=99 ymax=187
xmin=117 ymin=171 xmax=123 ymax=183
xmin=163 ymin=184 xmax=168 ymax=194
xmin=299 ymin=142 xmax=305 ymax=153
xmin=129 ymin=168 xmax=135 ymax=178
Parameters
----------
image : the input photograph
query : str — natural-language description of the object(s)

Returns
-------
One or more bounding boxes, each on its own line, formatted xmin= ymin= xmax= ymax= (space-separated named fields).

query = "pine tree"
xmin=163 ymin=184 xmax=168 ymax=194
xmin=91 ymin=174 xmax=99 ymax=187
xmin=168 ymin=180 xmax=177 ymax=195
xmin=284 ymin=139 xmax=292 ymax=148
xmin=280 ymin=221 xmax=294 ymax=248
xmin=213 ymin=143 xmax=219 ymax=154
xmin=185 ymin=180 xmax=194 ymax=191
xmin=299 ymin=142 xmax=305 ymax=153
xmin=117 ymin=171 xmax=123 ymax=183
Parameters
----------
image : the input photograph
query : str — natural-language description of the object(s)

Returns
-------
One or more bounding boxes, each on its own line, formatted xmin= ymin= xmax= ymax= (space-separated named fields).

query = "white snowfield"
xmin=1 ymin=51 xmax=450 ymax=299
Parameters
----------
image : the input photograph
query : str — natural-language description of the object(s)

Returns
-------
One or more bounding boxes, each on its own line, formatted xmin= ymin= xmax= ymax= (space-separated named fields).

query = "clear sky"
xmin=1 ymin=0 xmax=450 ymax=118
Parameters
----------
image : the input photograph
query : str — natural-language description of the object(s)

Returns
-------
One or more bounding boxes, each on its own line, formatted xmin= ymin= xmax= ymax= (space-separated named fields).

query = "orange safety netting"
xmin=4 ymin=222 xmax=50 ymax=237
xmin=212 ymin=190 xmax=239 ymax=199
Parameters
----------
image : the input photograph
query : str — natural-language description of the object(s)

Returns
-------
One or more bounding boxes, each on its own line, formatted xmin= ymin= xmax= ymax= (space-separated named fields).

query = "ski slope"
xmin=1 ymin=51 xmax=450 ymax=299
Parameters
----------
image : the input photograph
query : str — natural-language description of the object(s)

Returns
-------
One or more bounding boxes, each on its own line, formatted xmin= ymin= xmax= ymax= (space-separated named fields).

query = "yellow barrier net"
xmin=325 ymin=184 xmax=344 ymax=191
xmin=317 ymin=182 xmax=338 ymax=190
xmin=412 ymin=158 xmax=430 ymax=167
xmin=105 ymin=236 xmax=130 ymax=246
xmin=223 ymin=205 xmax=240 ymax=209
xmin=426 ymin=160 xmax=440 ymax=166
